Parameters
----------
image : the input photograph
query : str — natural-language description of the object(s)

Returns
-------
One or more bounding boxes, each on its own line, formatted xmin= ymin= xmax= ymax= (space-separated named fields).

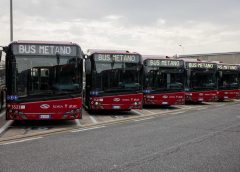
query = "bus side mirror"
xmin=85 ymin=59 xmax=91 ymax=74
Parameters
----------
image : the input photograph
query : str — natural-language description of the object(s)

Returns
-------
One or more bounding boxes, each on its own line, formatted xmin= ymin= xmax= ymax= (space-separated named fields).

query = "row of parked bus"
xmin=0 ymin=41 xmax=239 ymax=120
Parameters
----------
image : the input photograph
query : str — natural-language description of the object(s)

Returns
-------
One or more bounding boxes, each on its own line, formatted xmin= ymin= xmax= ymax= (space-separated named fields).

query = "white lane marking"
xmin=0 ymin=120 xmax=14 ymax=135
xmin=74 ymin=119 xmax=81 ymax=126
xmin=181 ymin=105 xmax=193 ymax=109
xmin=0 ymin=137 xmax=43 ymax=146
xmin=197 ymin=107 xmax=207 ymax=110
xmin=142 ymin=109 xmax=156 ymax=115
xmin=89 ymin=115 xmax=98 ymax=124
xmin=71 ymin=126 xmax=106 ymax=133
xmin=215 ymin=104 xmax=225 ymax=107
xmin=0 ymin=111 xmax=5 ymax=118
xmin=132 ymin=110 xmax=144 ymax=116
xmin=170 ymin=111 xmax=187 ymax=115
xmin=134 ymin=117 xmax=154 ymax=122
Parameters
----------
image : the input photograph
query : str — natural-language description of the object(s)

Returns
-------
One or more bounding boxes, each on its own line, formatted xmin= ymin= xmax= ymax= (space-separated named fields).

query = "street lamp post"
xmin=178 ymin=44 xmax=185 ymax=55
xmin=10 ymin=0 xmax=13 ymax=41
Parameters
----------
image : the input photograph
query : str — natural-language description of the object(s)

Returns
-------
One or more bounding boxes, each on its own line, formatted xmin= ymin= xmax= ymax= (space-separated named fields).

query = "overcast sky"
xmin=1 ymin=0 xmax=240 ymax=55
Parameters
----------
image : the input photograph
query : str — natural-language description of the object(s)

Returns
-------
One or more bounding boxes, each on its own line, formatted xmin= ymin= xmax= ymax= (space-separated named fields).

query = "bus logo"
xmin=113 ymin=98 xmax=120 ymax=102
xmin=40 ymin=104 xmax=50 ymax=109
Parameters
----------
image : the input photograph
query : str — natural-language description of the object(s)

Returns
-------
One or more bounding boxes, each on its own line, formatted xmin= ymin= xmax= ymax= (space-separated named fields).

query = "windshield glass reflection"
xmin=93 ymin=62 xmax=141 ymax=93
xmin=145 ymin=67 xmax=184 ymax=92
xmin=14 ymin=56 xmax=82 ymax=98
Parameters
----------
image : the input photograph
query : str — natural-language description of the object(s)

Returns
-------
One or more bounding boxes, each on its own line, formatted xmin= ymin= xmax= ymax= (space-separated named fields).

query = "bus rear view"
xmin=217 ymin=63 xmax=240 ymax=101
xmin=183 ymin=59 xmax=218 ymax=102
xmin=5 ymin=41 xmax=83 ymax=120
xmin=143 ymin=56 xmax=185 ymax=105
xmin=85 ymin=50 xmax=143 ymax=111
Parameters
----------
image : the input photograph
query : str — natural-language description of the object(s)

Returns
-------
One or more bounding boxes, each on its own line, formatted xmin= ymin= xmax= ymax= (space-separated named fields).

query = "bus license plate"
xmin=162 ymin=102 xmax=168 ymax=105
xmin=198 ymin=98 xmax=203 ymax=101
xmin=113 ymin=106 xmax=120 ymax=109
xmin=224 ymin=96 xmax=228 ymax=99
xmin=40 ymin=115 xmax=51 ymax=119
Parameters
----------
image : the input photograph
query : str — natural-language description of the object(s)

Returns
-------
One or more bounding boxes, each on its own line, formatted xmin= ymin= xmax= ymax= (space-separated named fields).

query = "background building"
xmin=179 ymin=52 xmax=240 ymax=64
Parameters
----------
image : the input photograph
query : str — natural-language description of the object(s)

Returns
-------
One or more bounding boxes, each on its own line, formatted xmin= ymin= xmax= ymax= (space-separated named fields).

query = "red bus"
xmin=3 ymin=41 xmax=83 ymax=120
xmin=182 ymin=58 xmax=218 ymax=102
xmin=84 ymin=50 xmax=143 ymax=111
xmin=216 ymin=62 xmax=240 ymax=101
xmin=143 ymin=56 xmax=185 ymax=105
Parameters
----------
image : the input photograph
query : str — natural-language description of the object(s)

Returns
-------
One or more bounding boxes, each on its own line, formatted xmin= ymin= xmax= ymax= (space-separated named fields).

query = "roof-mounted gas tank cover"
xmin=87 ymin=49 xmax=138 ymax=56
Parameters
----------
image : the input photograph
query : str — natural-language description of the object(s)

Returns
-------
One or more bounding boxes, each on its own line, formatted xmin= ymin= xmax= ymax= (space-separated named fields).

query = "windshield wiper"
xmin=28 ymin=90 xmax=54 ymax=96
xmin=102 ymin=88 xmax=140 ymax=93
xmin=54 ymin=90 xmax=81 ymax=97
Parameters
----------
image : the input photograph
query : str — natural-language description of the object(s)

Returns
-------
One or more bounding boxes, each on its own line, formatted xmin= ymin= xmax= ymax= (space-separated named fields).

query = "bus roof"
xmin=10 ymin=40 xmax=79 ymax=46
xmin=211 ymin=61 xmax=240 ymax=66
xmin=180 ymin=57 xmax=216 ymax=64
xmin=87 ymin=49 xmax=140 ymax=56
xmin=142 ymin=55 xmax=181 ymax=61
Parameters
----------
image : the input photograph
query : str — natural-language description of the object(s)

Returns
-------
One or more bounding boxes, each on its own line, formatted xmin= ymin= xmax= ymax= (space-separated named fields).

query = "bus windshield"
xmin=145 ymin=67 xmax=184 ymax=92
xmin=11 ymin=55 xmax=82 ymax=99
xmin=190 ymin=71 xmax=216 ymax=90
xmin=218 ymin=72 xmax=239 ymax=90
xmin=92 ymin=62 xmax=141 ymax=93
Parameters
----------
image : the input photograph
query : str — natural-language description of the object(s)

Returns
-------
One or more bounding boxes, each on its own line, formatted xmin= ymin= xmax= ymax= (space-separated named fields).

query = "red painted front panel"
xmin=218 ymin=89 xmax=240 ymax=100
xmin=185 ymin=90 xmax=218 ymax=102
xmin=143 ymin=92 xmax=185 ymax=105
xmin=89 ymin=93 xmax=143 ymax=110
xmin=6 ymin=97 xmax=82 ymax=120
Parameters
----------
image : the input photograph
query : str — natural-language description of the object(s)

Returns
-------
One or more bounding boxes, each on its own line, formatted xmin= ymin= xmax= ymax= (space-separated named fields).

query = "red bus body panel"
xmin=143 ymin=92 xmax=185 ymax=105
xmin=185 ymin=90 xmax=218 ymax=102
xmin=6 ymin=97 xmax=82 ymax=120
xmin=89 ymin=93 xmax=143 ymax=110
xmin=218 ymin=89 xmax=240 ymax=100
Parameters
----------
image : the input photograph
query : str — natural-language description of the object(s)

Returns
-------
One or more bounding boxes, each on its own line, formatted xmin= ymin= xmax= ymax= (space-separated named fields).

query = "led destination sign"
xmin=187 ymin=62 xmax=215 ymax=69
xmin=13 ymin=44 xmax=78 ymax=56
xmin=94 ymin=54 xmax=140 ymax=63
xmin=217 ymin=64 xmax=239 ymax=70
xmin=146 ymin=59 xmax=183 ymax=67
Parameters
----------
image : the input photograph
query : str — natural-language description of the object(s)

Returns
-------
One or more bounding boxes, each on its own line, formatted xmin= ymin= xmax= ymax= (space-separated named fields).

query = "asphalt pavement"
xmin=0 ymin=102 xmax=240 ymax=172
